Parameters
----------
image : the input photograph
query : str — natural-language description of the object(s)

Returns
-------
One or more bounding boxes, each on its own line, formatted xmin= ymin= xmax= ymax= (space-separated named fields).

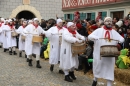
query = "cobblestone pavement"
xmin=0 ymin=48 xmax=93 ymax=86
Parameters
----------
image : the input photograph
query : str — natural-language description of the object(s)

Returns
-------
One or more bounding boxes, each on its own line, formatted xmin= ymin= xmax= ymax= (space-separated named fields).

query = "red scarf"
xmin=57 ymin=26 xmax=62 ymax=31
xmin=0 ymin=22 xmax=4 ymax=27
xmin=103 ymin=26 xmax=112 ymax=41
xmin=22 ymin=25 xmax=26 ymax=28
xmin=0 ymin=23 xmax=2 ymax=27
xmin=8 ymin=24 xmax=14 ymax=29
xmin=68 ymin=28 xmax=76 ymax=37
xmin=33 ymin=24 xmax=38 ymax=28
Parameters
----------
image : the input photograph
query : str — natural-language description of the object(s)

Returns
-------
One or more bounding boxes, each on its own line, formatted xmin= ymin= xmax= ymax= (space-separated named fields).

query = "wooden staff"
xmin=99 ymin=38 xmax=119 ymax=42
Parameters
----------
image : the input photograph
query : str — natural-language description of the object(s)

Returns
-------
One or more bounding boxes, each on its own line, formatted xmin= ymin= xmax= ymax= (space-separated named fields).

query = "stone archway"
xmin=16 ymin=11 xmax=35 ymax=19
xmin=9 ymin=5 xmax=42 ymax=21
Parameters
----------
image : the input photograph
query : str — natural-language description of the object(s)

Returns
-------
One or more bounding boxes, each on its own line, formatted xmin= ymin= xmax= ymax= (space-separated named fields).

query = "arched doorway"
xmin=16 ymin=11 xmax=35 ymax=20
xmin=9 ymin=5 xmax=42 ymax=22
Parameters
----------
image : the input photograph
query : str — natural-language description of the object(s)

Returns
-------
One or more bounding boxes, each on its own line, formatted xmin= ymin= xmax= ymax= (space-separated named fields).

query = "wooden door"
xmin=112 ymin=11 xmax=124 ymax=19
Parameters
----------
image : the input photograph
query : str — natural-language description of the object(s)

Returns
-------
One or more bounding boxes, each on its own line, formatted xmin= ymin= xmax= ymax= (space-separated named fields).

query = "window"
xmin=87 ymin=13 xmax=91 ymax=19
xmin=112 ymin=11 xmax=124 ymax=19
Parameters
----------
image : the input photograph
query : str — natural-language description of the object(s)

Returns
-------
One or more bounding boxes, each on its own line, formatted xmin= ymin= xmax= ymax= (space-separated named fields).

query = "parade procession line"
xmin=0 ymin=48 xmax=129 ymax=86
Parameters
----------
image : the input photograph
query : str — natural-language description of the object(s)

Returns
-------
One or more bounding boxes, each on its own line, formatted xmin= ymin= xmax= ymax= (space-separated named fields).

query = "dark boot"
xmin=59 ymin=70 xmax=64 ymax=74
xmin=84 ymin=58 xmax=90 ymax=74
xmin=32 ymin=54 xmax=36 ymax=58
xmin=65 ymin=75 xmax=73 ymax=82
xmin=92 ymin=80 xmax=97 ymax=86
xmin=4 ymin=49 xmax=7 ymax=52
xmin=19 ymin=52 xmax=22 ymax=57
xmin=9 ymin=51 xmax=12 ymax=55
xmin=69 ymin=71 xmax=76 ymax=80
xmin=50 ymin=65 xmax=54 ymax=72
xmin=36 ymin=60 xmax=42 ymax=68
xmin=25 ymin=54 xmax=27 ymax=58
xmin=13 ymin=51 xmax=17 ymax=55
xmin=28 ymin=59 xmax=33 ymax=66
xmin=26 ymin=58 xmax=29 ymax=62
xmin=78 ymin=65 xmax=83 ymax=71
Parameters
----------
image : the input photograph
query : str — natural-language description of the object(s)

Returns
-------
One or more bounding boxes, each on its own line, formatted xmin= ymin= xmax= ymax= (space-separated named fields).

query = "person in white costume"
xmin=2 ymin=20 xmax=9 ymax=52
xmin=28 ymin=20 xmax=33 ymax=25
xmin=23 ymin=18 xmax=45 ymax=68
xmin=0 ymin=18 xmax=5 ymax=48
xmin=16 ymin=20 xmax=27 ymax=57
xmin=88 ymin=17 xmax=124 ymax=86
xmin=45 ymin=19 xmax=65 ymax=73
xmin=5 ymin=19 xmax=17 ymax=55
xmin=59 ymin=22 xmax=85 ymax=82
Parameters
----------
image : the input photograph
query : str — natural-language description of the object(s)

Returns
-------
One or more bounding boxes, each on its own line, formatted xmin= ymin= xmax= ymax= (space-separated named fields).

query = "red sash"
xmin=104 ymin=26 xmax=112 ymax=41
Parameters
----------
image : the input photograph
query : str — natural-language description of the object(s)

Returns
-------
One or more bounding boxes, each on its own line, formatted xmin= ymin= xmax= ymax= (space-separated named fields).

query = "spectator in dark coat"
xmin=78 ymin=41 xmax=94 ymax=74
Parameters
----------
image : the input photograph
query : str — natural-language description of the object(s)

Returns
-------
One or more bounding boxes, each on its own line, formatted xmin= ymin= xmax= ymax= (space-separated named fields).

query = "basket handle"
xmin=99 ymin=38 xmax=119 ymax=42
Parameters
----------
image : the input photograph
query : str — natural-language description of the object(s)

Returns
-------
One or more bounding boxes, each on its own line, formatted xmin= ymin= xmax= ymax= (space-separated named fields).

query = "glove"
xmin=76 ymin=39 xmax=83 ymax=43
xmin=80 ymin=36 xmax=85 ymax=41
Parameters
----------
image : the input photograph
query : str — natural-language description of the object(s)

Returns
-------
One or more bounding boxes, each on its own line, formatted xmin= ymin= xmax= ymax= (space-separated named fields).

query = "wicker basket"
xmin=100 ymin=45 xmax=120 ymax=57
xmin=11 ymin=31 xmax=18 ymax=37
xmin=32 ymin=36 xmax=43 ymax=43
xmin=71 ymin=42 xmax=86 ymax=56
xmin=21 ymin=35 xmax=26 ymax=41
xmin=59 ymin=35 xmax=62 ymax=45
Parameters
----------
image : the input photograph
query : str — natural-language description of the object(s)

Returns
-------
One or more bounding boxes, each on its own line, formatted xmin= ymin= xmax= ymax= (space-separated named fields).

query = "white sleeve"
xmin=23 ymin=25 xmax=30 ymax=34
xmin=76 ymin=31 xmax=85 ymax=41
xmin=115 ymin=31 xmax=124 ymax=43
xmin=63 ymin=29 xmax=78 ymax=43
xmin=15 ymin=26 xmax=21 ymax=34
xmin=39 ymin=26 xmax=45 ymax=34
xmin=44 ymin=27 xmax=53 ymax=39
xmin=88 ymin=29 xmax=99 ymax=41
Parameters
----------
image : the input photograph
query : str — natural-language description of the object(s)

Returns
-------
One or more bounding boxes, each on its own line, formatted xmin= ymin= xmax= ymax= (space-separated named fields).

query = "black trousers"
xmin=40 ymin=45 xmax=47 ymax=57
xmin=78 ymin=56 xmax=93 ymax=71
xmin=16 ymin=36 xmax=19 ymax=48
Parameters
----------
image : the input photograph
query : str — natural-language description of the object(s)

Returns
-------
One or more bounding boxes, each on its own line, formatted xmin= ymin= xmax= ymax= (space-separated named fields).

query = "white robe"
xmin=88 ymin=28 xmax=124 ymax=81
xmin=16 ymin=26 xmax=26 ymax=51
xmin=2 ymin=25 xmax=9 ymax=49
xmin=59 ymin=29 xmax=85 ymax=70
xmin=0 ymin=23 xmax=5 ymax=43
xmin=3 ymin=25 xmax=17 ymax=48
xmin=45 ymin=26 xmax=65 ymax=65
xmin=23 ymin=24 xmax=45 ymax=55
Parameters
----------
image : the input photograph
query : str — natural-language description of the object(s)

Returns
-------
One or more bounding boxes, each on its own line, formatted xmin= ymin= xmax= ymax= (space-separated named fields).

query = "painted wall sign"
xmin=62 ymin=0 xmax=122 ymax=10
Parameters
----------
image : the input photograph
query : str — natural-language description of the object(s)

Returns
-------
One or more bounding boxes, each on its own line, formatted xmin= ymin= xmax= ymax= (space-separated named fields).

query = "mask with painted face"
xmin=104 ymin=19 xmax=112 ymax=28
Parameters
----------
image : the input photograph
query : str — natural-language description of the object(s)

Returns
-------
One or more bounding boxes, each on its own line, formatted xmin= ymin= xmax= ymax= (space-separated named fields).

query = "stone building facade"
xmin=0 ymin=0 xmax=64 ymax=20
xmin=62 ymin=0 xmax=130 ymax=20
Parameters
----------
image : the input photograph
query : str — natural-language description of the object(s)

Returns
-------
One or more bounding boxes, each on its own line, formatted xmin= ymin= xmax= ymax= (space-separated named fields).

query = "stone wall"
xmin=0 ymin=0 xmax=64 ymax=20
